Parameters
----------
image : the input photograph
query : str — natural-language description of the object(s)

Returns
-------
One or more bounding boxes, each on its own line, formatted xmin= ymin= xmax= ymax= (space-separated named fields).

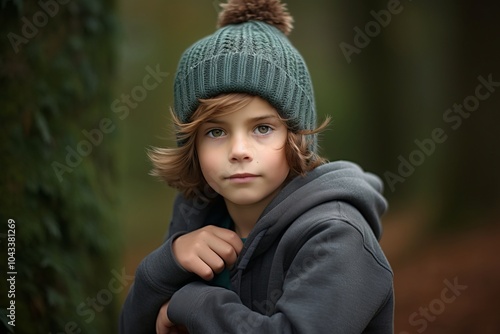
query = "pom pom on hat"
xmin=217 ymin=0 xmax=294 ymax=35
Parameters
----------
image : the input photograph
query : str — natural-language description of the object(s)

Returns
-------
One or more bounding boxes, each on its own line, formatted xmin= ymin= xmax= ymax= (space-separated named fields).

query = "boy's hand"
xmin=172 ymin=225 xmax=243 ymax=280
xmin=156 ymin=301 xmax=188 ymax=334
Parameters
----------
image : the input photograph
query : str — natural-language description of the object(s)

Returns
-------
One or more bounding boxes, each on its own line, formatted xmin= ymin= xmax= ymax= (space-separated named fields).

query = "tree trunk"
xmin=0 ymin=1 xmax=120 ymax=332
xmin=436 ymin=2 xmax=500 ymax=231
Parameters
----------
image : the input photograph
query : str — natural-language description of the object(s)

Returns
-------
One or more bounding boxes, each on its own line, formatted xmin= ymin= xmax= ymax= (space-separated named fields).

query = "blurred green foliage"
xmin=0 ymin=0 xmax=121 ymax=332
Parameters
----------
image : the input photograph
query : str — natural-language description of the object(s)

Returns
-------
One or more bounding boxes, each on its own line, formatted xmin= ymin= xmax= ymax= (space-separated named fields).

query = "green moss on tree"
xmin=1 ymin=1 xmax=121 ymax=332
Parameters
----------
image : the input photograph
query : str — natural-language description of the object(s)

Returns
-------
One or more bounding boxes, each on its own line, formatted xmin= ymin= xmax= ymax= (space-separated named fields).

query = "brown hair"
xmin=148 ymin=93 xmax=330 ymax=199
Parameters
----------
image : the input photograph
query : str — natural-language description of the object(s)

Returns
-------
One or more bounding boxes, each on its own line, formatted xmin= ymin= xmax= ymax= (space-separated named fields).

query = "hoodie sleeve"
xmin=119 ymin=195 xmax=199 ymax=334
xmin=167 ymin=217 xmax=394 ymax=333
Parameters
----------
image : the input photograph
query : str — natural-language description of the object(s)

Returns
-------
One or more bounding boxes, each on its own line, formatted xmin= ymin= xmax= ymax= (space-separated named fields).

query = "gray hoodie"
xmin=119 ymin=161 xmax=393 ymax=333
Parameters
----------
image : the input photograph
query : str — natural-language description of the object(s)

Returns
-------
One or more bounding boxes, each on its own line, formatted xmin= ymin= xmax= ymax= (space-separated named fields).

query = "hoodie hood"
xmin=239 ymin=161 xmax=387 ymax=265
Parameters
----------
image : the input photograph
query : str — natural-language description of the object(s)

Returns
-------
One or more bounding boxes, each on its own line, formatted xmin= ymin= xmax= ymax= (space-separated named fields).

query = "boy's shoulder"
xmin=279 ymin=200 xmax=392 ymax=273
xmin=284 ymin=199 xmax=374 ymax=238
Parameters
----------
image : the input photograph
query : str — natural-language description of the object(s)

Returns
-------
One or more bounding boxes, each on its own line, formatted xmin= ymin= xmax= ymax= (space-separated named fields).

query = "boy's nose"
xmin=229 ymin=135 xmax=252 ymax=162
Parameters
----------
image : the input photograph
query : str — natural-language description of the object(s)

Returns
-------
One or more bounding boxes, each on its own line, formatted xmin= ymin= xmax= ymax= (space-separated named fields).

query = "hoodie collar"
xmin=236 ymin=161 xmax=387 ymax=267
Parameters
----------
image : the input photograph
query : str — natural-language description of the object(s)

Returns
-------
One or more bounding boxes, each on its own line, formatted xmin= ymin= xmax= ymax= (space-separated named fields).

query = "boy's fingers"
xmin=173 ymin=226 xmax=243 ymax=280
xmin=156 ymin=302 xmax=174 ymax=334
xmin=198 ymin=248 xmax=226 ymax=274
xmin=190 ymin=257 xmax=216 ymax=280
xmin=212 ymin=227 xmax=244 ymax=254
xmin=207 ymin=238 xmax=239 ymax=267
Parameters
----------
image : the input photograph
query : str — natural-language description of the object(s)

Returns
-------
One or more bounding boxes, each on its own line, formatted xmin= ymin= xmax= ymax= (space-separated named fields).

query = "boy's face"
xmin=196 ymin=96 xmax=290 ymax=208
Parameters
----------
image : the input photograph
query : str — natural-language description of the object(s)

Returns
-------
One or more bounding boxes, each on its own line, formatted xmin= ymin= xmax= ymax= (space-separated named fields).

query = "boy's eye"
xmin=255 ymin=125 xmax=272 ymax=135
xmin=207 ymin=129 xmax=225 ymax=138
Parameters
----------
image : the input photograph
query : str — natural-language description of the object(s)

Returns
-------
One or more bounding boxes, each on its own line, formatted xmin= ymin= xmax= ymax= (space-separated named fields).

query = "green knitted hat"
xmin=174 ymin=0 xmax=317 ymax=151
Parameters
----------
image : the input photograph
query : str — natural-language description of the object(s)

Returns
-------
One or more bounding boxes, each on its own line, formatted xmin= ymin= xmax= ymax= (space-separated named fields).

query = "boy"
xmin=120 ymin=0 xmax=393 ymax=333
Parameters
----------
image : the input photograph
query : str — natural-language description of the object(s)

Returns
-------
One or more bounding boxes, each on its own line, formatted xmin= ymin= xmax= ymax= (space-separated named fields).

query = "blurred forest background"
xmin=1 ymin=0 xmax=499 ymax=333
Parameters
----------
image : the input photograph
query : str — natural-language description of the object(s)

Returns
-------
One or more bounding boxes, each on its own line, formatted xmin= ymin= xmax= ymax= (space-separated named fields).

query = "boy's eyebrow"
xmin=205 ymin=114 xmax=279 ymax=125
xmin=250 ymin=115 xmax=279 ymax=122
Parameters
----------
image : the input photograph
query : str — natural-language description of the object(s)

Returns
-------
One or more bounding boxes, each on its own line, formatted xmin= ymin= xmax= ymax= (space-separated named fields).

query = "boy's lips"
xmin=226 ymin=173 xmax=259 ymax=183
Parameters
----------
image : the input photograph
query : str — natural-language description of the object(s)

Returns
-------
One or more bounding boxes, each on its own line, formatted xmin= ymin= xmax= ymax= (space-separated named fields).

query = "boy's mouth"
xmin=227 ymin=173 xmax=259 ymax=183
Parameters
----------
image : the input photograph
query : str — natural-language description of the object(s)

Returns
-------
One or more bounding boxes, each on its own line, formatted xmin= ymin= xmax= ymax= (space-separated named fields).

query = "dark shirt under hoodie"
xmin=119 ymin=161 xmax=394 ymax=333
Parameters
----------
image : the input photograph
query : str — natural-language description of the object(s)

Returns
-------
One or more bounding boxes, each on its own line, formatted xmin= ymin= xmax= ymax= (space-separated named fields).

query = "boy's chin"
xmin=224 ymin=196 xmax=262 ymax=207
xmin=223 ymin=190 xmax=278 ymax=208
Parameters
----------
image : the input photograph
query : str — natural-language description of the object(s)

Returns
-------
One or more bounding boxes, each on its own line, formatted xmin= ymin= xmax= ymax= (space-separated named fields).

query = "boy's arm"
xmin=119 ymin=232 xmax=197 ymax=334
xmin=120 ymin=194 xmax=240 ymax=334
xmin=119 ymin=194 xmax=198 ymax=334
xmin=167 ymin=220 xmax=394 ymax=333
